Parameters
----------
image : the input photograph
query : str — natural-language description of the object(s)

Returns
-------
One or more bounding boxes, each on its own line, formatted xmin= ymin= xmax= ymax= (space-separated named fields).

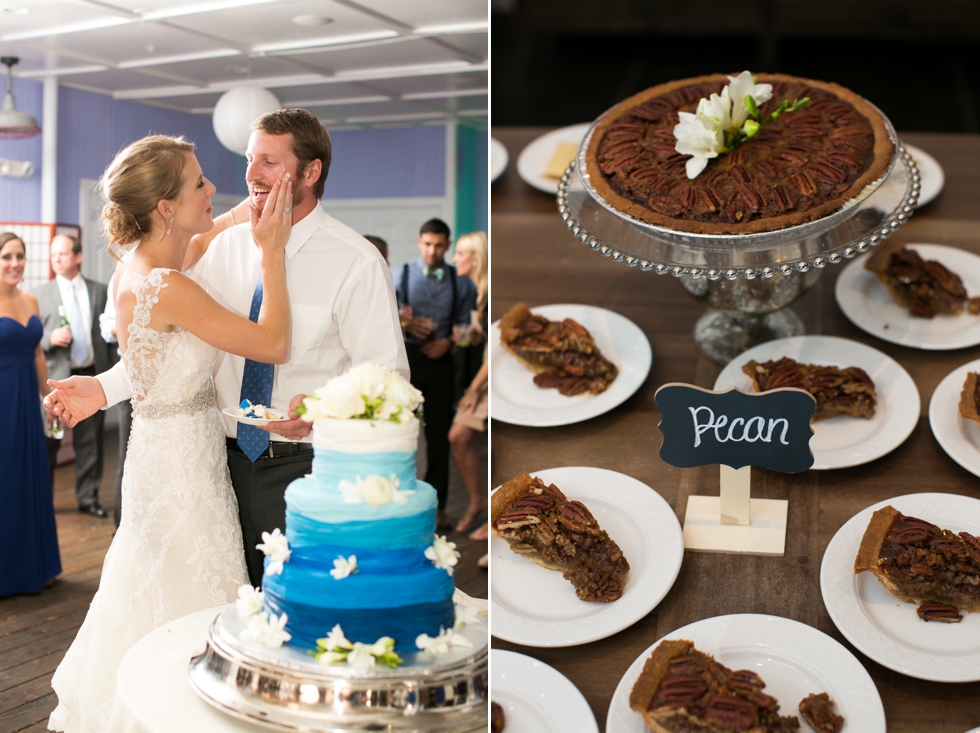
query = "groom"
xmin=45 ymin=109 xmax=408 ymax=587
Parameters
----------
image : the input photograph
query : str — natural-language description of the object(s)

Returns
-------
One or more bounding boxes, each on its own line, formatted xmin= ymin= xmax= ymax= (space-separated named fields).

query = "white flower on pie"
xmin=416 ymin=627 xmax=473 ymax=654
xmin=318 ymin=623 xmax=353 ymax=652
xmin=330 ymin=554 xmax=358 ymax=580
xmin=240 ymin=611 xmax=291 ymax=648
xmin=696 ymin=87 xmax=733 ymax=133
xmin=424 ymin=535 xmax=460 ymax=576
xmin=453 ymin=602 xmax=481 ymax=629
xmin=727 ymin=70 xmax=773 ymax=128
xmin=235 ymin=584 xmax=265 ymax=619
xmin=674 ymin=111 xmax=726 ymax=180
xmin=256 ymin=528 xmax=291 ymax=576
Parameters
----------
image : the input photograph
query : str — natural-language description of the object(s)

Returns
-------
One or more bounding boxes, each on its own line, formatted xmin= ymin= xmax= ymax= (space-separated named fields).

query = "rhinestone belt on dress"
xmin=133 ymin=382 xmax=216 ymax=419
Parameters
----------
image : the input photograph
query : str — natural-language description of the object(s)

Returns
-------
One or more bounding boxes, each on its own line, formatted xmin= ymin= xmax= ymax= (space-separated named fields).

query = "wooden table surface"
xmin=490 ymin=127 xmax=980 ymax=733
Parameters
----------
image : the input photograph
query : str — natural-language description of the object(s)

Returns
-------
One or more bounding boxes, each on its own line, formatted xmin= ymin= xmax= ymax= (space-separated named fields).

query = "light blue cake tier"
xmin=262 ymin=420 xmax=456 ymax=653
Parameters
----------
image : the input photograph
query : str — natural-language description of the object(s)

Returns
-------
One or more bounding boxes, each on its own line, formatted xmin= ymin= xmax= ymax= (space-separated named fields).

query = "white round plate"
xmin=490 ymin=466 xmax=683 ymax=647
xmin=490 ymin=137 xmax=508 ymax=182
xmin=490 ymin=304 xmax=652 ymax=427
xmin=930 ymin=358 xmax=980 ymax=478
xmin=713 ymin=336 xmax=919 ymax=470
xmin=835 ymin=243 xmax=980 ymax=350
xmin=516 ymin=123 xmax=591 ymax=193
xmin=491 ymin=650 xmax=598 ymax=733
xmin=821 ymin=492 xmax=980 ymax=682
xmin=607 ymin=614 xmax=885 ymax=732
xmin=903 ymin=143 xmax=944 ymax=207
xmin=220 ymin=407 xmax=289 ymax=426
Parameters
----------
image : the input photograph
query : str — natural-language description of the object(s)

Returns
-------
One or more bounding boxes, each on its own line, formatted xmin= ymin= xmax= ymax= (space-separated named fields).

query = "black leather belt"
xmin=226 ymin=437 xmax=313 ymax=459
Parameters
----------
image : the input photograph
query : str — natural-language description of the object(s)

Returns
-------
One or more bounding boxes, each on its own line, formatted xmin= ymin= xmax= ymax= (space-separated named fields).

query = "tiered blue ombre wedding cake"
xmin=259 ymin=364 xmax=457 ymax=655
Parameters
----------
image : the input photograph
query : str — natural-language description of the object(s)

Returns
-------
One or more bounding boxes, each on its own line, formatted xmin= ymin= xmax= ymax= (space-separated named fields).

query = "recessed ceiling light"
xmin=2 ymin=7 xmax=30 ymax=13
xmin=292 ymin=15 xmax=332 ymax=26
xmin=145 ymin=44 xmax=155 ymax=54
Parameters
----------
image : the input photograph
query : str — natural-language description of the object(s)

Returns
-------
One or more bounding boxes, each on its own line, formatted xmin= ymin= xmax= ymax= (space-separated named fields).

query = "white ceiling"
xmin=0 ymin=0 xmax=488 ymax=129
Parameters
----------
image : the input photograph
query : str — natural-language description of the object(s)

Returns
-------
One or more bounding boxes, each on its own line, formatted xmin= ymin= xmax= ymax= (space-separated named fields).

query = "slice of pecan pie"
xmin=491 ymin=472 xmax=629 ymax=602
xmin=742 ymin=356 xmax=876 ymax=421
xmin=854 ymin=505 xmax=980 ymax=616
xmin=865 ymin=240 xmax=980 ymax=318
xmin=959 ymin=372 xmax=980 ymax=426
xmin=798 ymin=693 xmax=844 ymax=733
xmin=629 ymin=639 xmax=800 ymax=732
xmin=499 ymin=303 xmax=619 ymax=396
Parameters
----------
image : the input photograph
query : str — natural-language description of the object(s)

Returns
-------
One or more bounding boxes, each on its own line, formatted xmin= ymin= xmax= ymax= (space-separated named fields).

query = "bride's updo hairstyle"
xmin=100 ymin=135 xmax=195 ymax=258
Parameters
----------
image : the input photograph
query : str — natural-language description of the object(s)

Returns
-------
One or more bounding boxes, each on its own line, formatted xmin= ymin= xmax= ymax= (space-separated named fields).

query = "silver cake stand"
xmin=558 ymin=113 xmax=919 ymax=364
xmin=188 ymin=607 xmax=488 ymax=732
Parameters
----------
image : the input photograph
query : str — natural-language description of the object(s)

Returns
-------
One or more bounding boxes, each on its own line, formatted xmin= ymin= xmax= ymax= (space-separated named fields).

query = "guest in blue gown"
xmin=0 ymin=232 xmax=62 ymax=596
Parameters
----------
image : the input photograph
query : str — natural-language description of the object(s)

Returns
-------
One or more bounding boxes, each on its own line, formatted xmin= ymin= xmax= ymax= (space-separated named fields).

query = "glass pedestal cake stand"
xmin=188 ymin=606 xmax=488 ymax=732
xmin=558 ymin=138 xmax=919 ymax=364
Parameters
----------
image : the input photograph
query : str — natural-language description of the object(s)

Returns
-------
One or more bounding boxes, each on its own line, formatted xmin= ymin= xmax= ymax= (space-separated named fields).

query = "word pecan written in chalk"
xmin=689 ymin=406 xmax=789 ymax=447
xmin=656 ymin=383 xmax=815 ymax=473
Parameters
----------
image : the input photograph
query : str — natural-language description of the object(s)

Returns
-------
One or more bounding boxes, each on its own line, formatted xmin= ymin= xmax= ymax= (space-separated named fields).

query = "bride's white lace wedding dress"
xmin=49 ymin=269 xmax=248 ymax=732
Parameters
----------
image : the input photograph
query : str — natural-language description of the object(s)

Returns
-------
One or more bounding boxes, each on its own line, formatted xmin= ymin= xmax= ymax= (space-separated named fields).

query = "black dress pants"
xmin=407 ymin=345 xmax=456 ymax=511
xmin=227 ymin=444 xmax=313 ymax=587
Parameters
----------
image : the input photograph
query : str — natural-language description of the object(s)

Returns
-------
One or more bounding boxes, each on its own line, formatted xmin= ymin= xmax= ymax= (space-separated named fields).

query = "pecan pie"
xmin=854 ymin=505 xmax=980 ymax=615
xmin=491 ymin=472 xmax=629 ymax=602
xmin=798 ymin=693 xmax=844 ymax=733
xmin=959 ymin=372 xmax=980 ymax=426
xmin=865 ymin=240 xmax=980 ymax=318
xmin=742 ymin=357 xmax=876 ymax=421
xmin=499 ymin=303 xmax=619 ymax=396
xmin=629 ymin=639 xmax=800 ymax=732
xmin=584 ymin=73 xmax=894 ymax=234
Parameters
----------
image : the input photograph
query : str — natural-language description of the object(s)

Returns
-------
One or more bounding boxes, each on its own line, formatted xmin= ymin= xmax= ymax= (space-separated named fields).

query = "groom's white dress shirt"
xmin=97 ymin=203 xmax=409 ymax=442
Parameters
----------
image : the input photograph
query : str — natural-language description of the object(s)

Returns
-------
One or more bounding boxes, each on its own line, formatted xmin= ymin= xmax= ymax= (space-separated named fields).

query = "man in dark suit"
xmin=35 ymin=234 xmax=112 ymax=518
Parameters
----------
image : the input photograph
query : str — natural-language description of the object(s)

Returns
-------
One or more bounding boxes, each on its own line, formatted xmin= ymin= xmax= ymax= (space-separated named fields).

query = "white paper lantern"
xmin=212 ymin=86 xmax=281 ymax=155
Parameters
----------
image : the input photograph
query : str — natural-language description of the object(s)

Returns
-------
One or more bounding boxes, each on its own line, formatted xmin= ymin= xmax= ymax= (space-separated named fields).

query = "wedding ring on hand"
xmin=284 ymin=207 xmax=291 ymax=213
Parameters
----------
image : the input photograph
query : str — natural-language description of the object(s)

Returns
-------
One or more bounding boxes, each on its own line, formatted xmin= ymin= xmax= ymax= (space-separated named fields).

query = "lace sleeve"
xmin=125 ymin=268 xmax=175 ymax=404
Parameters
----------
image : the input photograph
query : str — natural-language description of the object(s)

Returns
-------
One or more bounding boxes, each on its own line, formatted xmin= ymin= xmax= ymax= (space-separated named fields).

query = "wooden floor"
xmin=0 ymin=425 xmax=489 ymax=732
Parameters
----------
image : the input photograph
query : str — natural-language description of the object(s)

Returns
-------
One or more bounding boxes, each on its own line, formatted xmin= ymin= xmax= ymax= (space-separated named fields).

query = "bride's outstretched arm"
xmin=156 ymin=176 xmax=293 ymax=363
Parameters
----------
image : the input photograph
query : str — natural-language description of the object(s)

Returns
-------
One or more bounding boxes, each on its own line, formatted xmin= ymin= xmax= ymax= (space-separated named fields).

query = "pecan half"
xmin=705 ymin=695 xmax=757 ymax=729
xmin=656 ymin=675 xmax=708 ymax=702
xmin=916 ymin=601 xmax=963 ymax=622
xmin=792 ymin=171 xmax=819 ymax=197
xmin=887 ymin=526 xmax=933 ymax=544
xmin=561 ymin=500 xmax=596 ymax=526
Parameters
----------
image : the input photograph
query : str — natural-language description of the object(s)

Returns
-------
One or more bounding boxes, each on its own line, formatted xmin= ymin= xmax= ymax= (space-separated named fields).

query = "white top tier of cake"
xmin=312 ymin=417 xmax=419 ymax=454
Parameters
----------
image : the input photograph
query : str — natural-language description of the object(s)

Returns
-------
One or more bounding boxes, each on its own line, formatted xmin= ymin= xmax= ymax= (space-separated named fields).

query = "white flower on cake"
xmin=673 ymin=70 xmax=807 ymax=179
xmin=453 ymin=602 xmax=481 ymax=630
xmin=312 ymin=624 xmax=402 ymax=668
xmin=330 ymin=554 xmax=358 ymax=580
xmin=338 ymin=473 xmax=414 ymax=507
xmin=425 ymin=535 xmax=460 ymax=576
xmin=415 ymin=626 xmax=473 ymax=655
xmin=235 ymin=584 xmax=265 ymax=619
xmin=256 ymin=528 xmax=291 ymax=576
xmin=241 ymin=611 xmax=291 ymax=648
xmin=299 ymin=363 xmax=423 ymax=423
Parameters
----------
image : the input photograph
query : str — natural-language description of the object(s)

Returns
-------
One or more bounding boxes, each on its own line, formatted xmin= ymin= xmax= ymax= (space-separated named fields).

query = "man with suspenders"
xmin=395 ymin=218 xmax=476 ymax=530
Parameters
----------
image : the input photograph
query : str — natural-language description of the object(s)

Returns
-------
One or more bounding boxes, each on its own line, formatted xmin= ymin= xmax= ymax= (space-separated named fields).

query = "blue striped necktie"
xmin=237 ymin=279 xmax=274 ymax=461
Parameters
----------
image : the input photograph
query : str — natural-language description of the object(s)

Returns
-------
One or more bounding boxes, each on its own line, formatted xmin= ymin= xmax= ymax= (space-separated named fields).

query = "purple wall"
xmin=0 ymin=79 xmax=480 ymax=228
xmin=56 ymin=85 xmax=248 ymax=225
xmin=324 ymin=125 xmax=446 ymax=199
xmin=0 ymin=76 xmax=43 ymax=222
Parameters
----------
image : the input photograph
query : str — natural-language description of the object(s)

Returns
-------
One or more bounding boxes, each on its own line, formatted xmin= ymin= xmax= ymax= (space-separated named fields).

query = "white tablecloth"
xmin=107 ymin=592 xmax=489 ymax=733
xmin=108 ymin=606 xmax=266 ymax=733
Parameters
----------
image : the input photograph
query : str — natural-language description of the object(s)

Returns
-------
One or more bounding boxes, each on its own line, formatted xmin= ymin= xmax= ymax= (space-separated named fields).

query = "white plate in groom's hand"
xmin=221 ymin=407 xmax=290 ymax=426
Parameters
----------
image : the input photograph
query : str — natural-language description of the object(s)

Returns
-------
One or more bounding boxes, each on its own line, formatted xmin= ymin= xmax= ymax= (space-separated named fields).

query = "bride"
xmin=48 ymin=135 xmax=292 ymax=732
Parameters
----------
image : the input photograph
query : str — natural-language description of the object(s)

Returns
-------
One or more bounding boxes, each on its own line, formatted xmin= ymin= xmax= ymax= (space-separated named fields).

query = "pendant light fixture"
xmin=0 ymin=56 xmax=41 ymax=139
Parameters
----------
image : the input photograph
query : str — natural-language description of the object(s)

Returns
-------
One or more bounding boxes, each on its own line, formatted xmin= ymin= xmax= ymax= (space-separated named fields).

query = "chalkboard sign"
xmin=655 ymin=383 xmax=816 ymax=473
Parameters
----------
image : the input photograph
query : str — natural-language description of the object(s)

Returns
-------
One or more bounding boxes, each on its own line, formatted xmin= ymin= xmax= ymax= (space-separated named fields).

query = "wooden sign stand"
xmin=683 ymin=466 xmax=789 ymax=556
xmin=655 ymin=384 xmax=815 ymax=558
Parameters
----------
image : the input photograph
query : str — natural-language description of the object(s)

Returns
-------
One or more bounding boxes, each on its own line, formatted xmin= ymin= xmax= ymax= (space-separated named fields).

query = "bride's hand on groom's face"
xmin=258 ymin=392 xmax=312 ymax=441
xmin=250 ymin=174 xmax=293 ymax=254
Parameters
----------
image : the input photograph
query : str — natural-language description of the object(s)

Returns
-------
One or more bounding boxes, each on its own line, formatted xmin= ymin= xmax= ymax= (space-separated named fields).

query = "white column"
xmin=40 ymin=76 xmax=58 ymax=223
xmin=444 ymin=121 xmax=456 ymax=238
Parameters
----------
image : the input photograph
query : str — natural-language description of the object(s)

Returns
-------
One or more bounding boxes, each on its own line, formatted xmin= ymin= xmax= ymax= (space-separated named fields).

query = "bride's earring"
xmin=167 ymin=217 xmax=174 ymax=237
